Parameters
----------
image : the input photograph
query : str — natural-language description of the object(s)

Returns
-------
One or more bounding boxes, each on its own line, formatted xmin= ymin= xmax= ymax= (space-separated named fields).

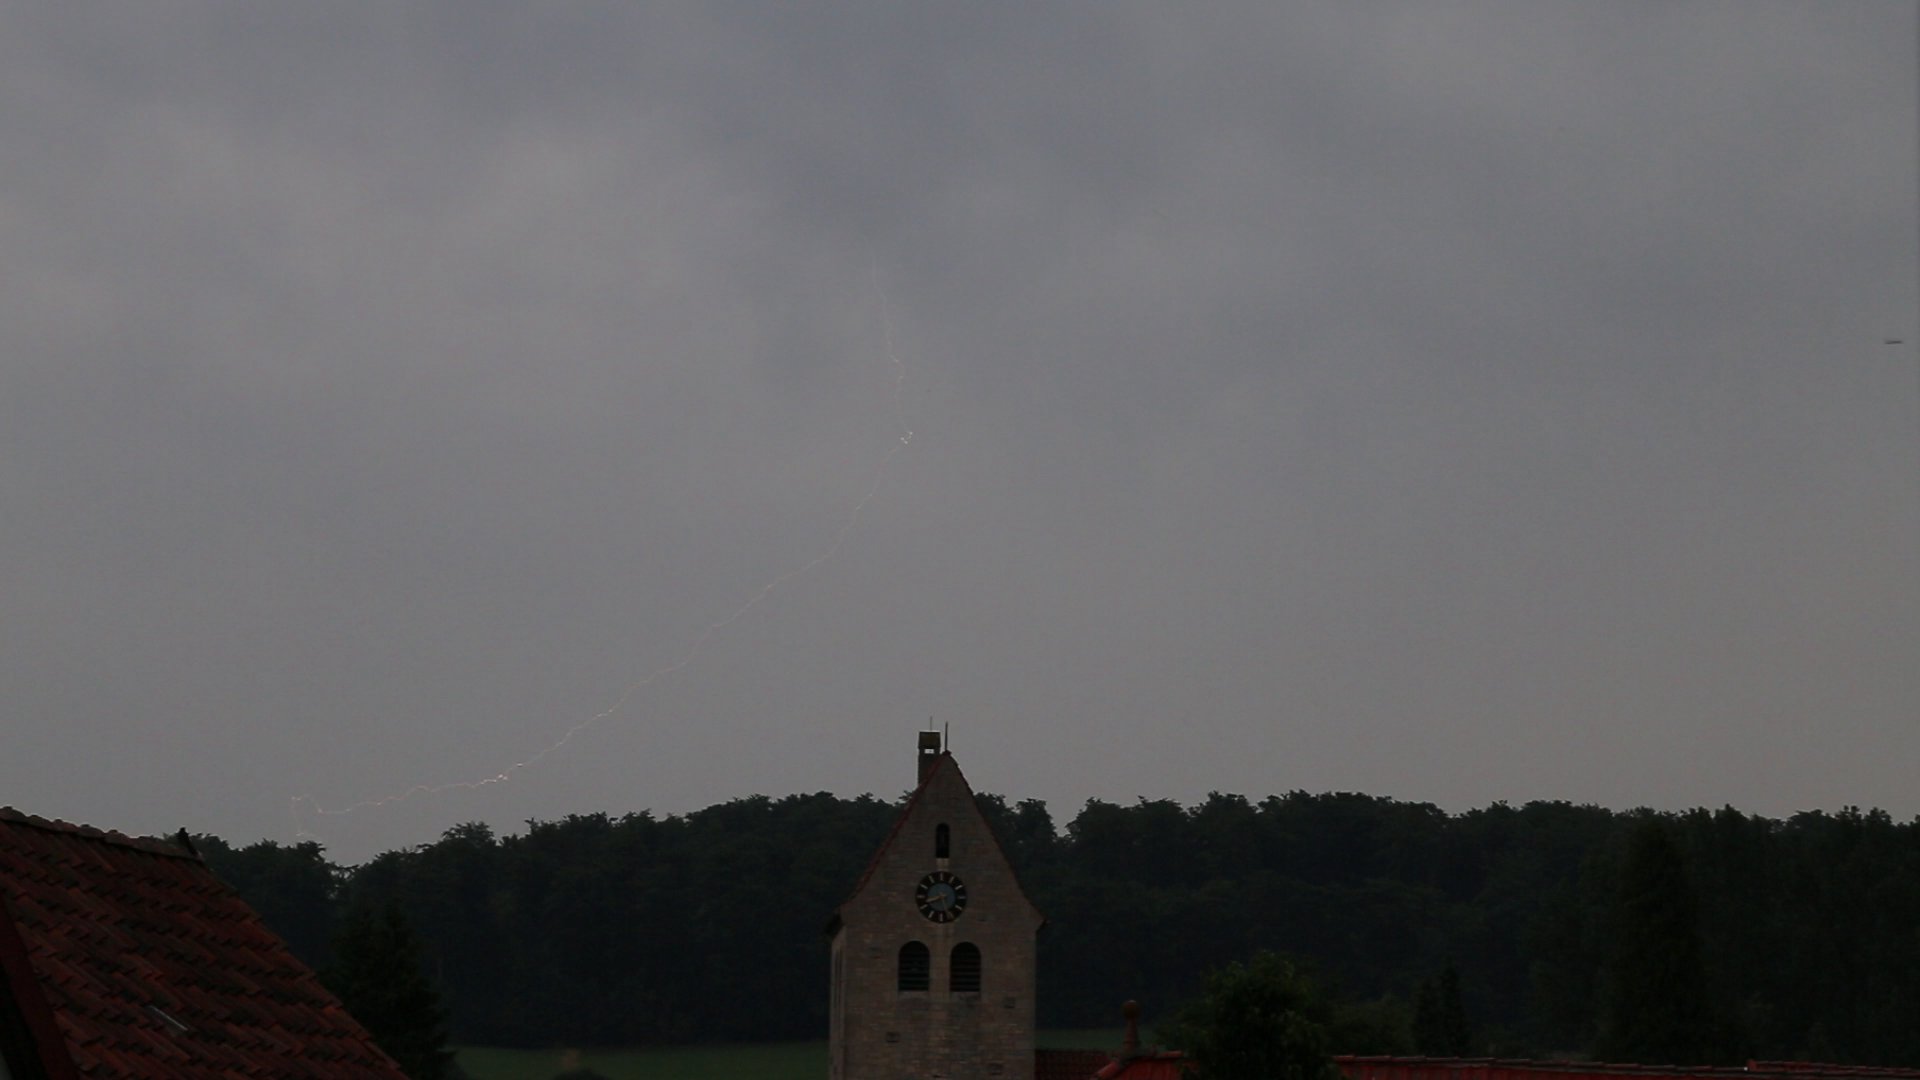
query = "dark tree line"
xmin=198 ymin=794 xmax=1920 ymax=1064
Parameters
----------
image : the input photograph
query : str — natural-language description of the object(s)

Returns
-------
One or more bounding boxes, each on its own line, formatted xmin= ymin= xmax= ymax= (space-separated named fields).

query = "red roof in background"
xmin=1037 ymin=1048 xmax=1118 ymax=1080
xmin=0 ymin=808 xmax=408 ymax=1078
xmin=1045 ymin=1053 xmax=1920 ymax=1080
xmin=1758 ymin=1060 xmax=1920 ymax=1068
xmin=1335 ymin=1058 xmax=1920 ymax=1080
xmin=1094 ymin=1049 xmax=1188 ymax=1078
xmin=1035 ymin=1046 xmax=1187 ymax=1080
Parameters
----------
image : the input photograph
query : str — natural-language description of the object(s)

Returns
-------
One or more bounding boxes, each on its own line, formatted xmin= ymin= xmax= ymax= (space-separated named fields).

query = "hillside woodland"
xmin=198 ymin=794 xmax=1920 ymax=1064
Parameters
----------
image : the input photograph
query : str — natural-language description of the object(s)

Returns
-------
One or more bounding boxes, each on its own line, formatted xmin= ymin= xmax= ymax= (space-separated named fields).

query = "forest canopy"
xmin=198 ymin=793 xmax=1920 ymax=1064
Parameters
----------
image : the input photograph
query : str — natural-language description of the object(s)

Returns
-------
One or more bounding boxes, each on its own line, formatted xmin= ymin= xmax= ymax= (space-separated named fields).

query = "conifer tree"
xmin=1413 ymin=966 xmax=1474 ymax=1056
xmin=1413 ymin=979 xmax=1443 ymax=1054
xmin=1597 ymin=819 xmax=1716 ymax=1065
xmin=325 ymin=903 xmax=456 ymax=1080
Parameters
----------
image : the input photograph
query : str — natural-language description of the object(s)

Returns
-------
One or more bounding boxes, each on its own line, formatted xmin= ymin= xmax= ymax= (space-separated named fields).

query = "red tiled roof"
xmin=1335 ymin=1058 xmax=1920 ymax=1080
xmin=1751 ymin=1060 xmax=1920 ymax=1068
xmin=1037 ymin=1048 xmax=1117 ymax=1080
xmin=1035 ymin=1047 xmax=1188 ymax=1080
xmin=1095 ymin=1051 xmax=1188 ymax=1079
xmin=0 ymin=808 xmax=408 ymax=1078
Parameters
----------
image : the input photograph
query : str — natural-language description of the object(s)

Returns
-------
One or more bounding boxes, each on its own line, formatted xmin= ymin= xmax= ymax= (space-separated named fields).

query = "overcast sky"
xmin=2 ymin=3 xmax=1915 ymax=862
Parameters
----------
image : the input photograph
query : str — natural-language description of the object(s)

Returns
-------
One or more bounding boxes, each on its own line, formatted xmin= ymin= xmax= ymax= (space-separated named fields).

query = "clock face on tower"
xmin=915 ymin=870 xmax=968 ymax=923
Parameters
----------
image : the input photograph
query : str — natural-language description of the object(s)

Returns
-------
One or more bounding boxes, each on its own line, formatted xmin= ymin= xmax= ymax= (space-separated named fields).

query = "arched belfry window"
xmin=898 ymin=942 xmax=930 ymax=992
xmin=935 ymin=824 xmax=950 ymax=859
xmin=950 ymin=942 xmax=982 ymax=993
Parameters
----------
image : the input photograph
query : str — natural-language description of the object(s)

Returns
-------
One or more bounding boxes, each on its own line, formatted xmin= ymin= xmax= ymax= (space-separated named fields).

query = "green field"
xmin=454 ymin=1040 xmax=823 ymax=1080
xmin=455 ymin=1029 xmax=1125 ymax=1080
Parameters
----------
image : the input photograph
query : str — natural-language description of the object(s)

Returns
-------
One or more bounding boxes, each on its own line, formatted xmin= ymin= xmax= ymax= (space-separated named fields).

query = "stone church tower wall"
xmin=828 ymin=734 xmax=1043 ymax=1080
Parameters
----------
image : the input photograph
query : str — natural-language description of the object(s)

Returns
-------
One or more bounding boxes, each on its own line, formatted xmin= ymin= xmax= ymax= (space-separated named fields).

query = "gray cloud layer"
xmin=2 ymin=3 xmax=1914 ymax=860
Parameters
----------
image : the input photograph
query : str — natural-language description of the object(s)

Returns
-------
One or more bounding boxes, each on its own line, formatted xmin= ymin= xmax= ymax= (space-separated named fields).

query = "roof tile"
xmin=0 ymin=807 xmax=409 ymax=1078
xmin=1037 ymin=1048 xmax=1118 ymax=1080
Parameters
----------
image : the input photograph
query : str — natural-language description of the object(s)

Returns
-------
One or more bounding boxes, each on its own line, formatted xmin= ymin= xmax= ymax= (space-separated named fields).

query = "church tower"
xmin=827 ymin=732 xmax=1044 ymax=1080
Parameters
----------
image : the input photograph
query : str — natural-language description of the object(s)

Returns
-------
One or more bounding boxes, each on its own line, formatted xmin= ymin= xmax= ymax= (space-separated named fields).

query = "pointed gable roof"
xmin=827 ymin=751 xmax=1044 ymax=933
xmin=0 ymin=808 xmax=409 ymax=1079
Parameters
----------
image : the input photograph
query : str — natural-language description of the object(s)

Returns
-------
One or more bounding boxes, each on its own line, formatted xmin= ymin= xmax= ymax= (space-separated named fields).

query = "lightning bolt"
xmin=292 ymin=272 xmax=915 ymax=839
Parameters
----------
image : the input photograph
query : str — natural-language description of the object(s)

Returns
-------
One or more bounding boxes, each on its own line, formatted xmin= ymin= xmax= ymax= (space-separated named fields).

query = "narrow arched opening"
xmin=950 ymin=942 xmax=982 ymax=993
xmin=898 ymin=941 xmax=930 ymax=992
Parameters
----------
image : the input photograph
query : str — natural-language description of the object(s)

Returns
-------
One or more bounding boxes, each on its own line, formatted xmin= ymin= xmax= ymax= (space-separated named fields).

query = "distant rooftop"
xmin=1336 ymin=1057 xmax=1920 ymax=1080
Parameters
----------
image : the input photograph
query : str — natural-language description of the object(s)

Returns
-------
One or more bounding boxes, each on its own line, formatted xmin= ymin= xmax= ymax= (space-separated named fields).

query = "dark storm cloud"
xmin=0 ymin=3 xmax=1913 ymax=860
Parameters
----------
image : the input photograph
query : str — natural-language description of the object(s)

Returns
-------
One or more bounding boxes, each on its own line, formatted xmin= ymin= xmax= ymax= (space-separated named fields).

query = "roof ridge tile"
xmin=0 ymin=808 xmax=199 ymax=861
